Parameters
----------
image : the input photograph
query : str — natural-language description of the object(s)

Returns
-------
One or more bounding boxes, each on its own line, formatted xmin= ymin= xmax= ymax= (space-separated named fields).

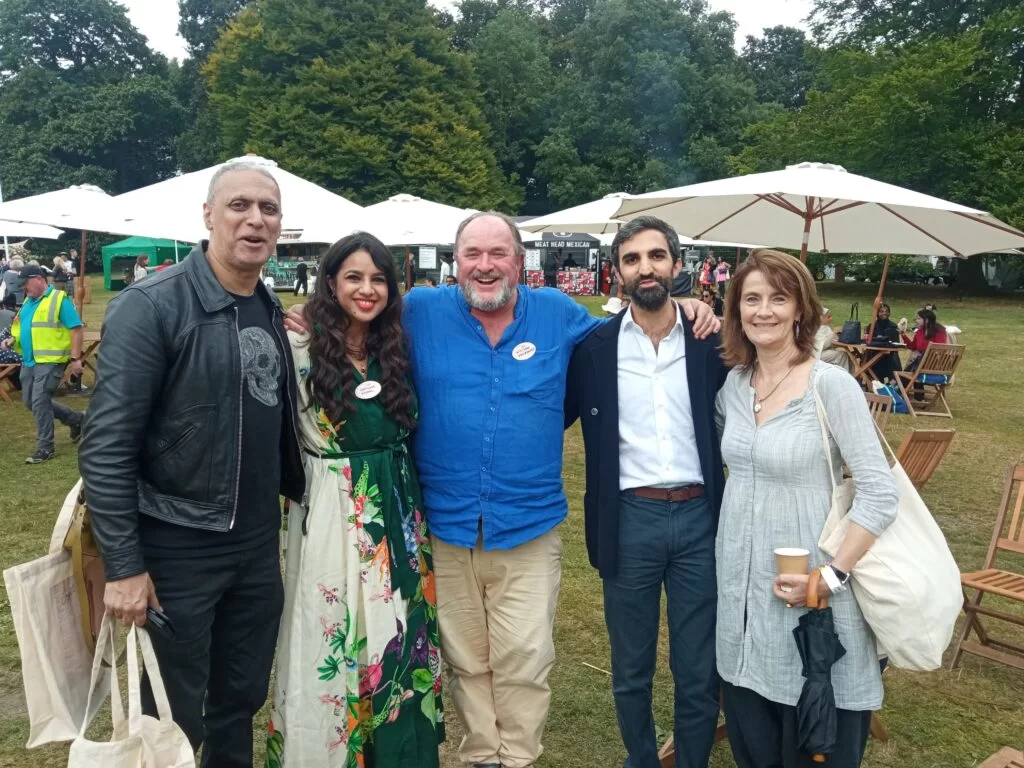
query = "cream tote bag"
xmin=2 ymin=482 xmax=104 ymax=747
xmin=68 ymin=617 xmax=194 ymax=768
xmin=813 ymin=386 xmax=962 ymax=671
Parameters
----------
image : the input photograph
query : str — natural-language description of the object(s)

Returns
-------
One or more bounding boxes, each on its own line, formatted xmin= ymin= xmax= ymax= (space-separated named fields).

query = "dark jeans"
xmin=142 ymin=536 xmax=284 ymax=768
xmin=603 ymin=491 xmax=719 ymax=768
xmin=293 ymin=275 xmax=307 ymax=295
xmin=20 ymin=363 xmax=82 ymax=454
xmin=721 ymin=682 xmax=872 ymax=768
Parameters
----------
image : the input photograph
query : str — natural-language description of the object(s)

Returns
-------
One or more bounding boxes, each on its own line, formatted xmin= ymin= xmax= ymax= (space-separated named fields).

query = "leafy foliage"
xmin=204 ymin=0 xmax=518 ymax=209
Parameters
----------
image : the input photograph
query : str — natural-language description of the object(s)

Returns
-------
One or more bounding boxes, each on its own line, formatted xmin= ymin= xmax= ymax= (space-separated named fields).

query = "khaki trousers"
xmin=432 ymin=529 xmax=563 ymax=768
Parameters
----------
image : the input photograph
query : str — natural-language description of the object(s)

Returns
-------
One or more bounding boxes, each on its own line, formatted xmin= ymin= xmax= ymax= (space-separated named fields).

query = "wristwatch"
xmin=69 ymin=357 xmax=81 ymax=362
xmin=820 ymin=564 xmax=851 ymax=595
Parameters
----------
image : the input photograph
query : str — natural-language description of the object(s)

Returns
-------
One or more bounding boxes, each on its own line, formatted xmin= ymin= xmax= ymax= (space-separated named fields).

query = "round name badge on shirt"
xmin=355 ymin=380 xmax=382 ymax=400
xmin=512 ymin=342 xmax=537 ymax=361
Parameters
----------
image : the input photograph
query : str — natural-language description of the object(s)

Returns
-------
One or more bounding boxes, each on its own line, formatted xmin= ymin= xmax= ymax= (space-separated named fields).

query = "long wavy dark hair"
xmin=305 ymin=232 xmax=416 ymax=430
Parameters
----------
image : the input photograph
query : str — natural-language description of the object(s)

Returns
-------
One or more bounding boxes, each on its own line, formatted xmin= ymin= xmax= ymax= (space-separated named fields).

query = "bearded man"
xmin=565 ymin=216 xmax=729 ymax=768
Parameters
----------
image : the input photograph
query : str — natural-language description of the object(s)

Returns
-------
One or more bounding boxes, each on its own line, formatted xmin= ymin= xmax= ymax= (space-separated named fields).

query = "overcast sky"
xmin=121 ymin=0 xmax=814 ymax=61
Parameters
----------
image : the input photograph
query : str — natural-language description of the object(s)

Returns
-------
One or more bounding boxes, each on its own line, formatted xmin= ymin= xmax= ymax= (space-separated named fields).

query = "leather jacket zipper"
xmin=230 ymin=305 xmax=243 ymax=530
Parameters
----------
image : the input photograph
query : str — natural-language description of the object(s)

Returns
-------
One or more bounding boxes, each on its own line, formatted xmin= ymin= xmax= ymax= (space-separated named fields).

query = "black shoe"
xmin=69 ymin=420 xmax=83 ymax=443
xmin=26 ymin=450 xmax=55 ymax=464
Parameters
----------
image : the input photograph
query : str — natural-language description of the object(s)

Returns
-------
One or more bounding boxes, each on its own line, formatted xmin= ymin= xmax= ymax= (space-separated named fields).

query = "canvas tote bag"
xmin=68 ymin=617 xmax=194 ymax=768
xmin=2 ymin=481 xmax=107 ymax=747
xmin=813 ymin=386 xmax=962 ymax=671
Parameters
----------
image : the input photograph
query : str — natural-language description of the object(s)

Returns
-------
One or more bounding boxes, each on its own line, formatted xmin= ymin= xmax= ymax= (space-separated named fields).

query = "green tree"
xmin=531 ymin=0 xmax=766 ymax=206
xmin=0 ymin=0 xmax=155 ymax=83
xmin=471 ymin=9 xmax=555 ymax=212
xmin=174 ymin=0 xmax=249 ymax=171
xmin=742 ymin=26 xmax=817 ymax=108
xmin=0 ymin=0 xmax=184 ymax=198
xmin=731 ymin=9 xmax=1024 ymax=290
xmin=204 ymin=0 xmax=518 ymax=209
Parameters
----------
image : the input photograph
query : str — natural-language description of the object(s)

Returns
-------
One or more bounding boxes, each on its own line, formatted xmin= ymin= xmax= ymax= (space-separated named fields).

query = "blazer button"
xmin=590 ymin=408 xmax=599 ymax=416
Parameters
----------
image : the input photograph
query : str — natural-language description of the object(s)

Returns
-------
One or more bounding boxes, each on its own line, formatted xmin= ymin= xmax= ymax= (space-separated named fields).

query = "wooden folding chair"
xmin=893 ymin=343 xmax=965 ymax=418
xmin=0 ymin=364 xmax=18 ymax=404
xmin=951 ymin=463 xmax=1024 ymax=672
xmin=894 ymin=429 xmax=955 ymax=490
xmin=864 ymin=392 xmax=894 ymax=431
xmin=980 ymin=747 xmax=1024 ymax=768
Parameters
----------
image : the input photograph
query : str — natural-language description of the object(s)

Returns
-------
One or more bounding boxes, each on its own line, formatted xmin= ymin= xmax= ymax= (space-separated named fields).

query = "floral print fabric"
xmin=267 ymin=334 xmax=444 ymax=767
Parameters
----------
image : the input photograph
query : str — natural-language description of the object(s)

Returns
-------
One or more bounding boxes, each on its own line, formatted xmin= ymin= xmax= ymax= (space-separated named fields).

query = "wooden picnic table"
xmin=60 ymin=329 xmax=101 ymax=389
xmin=834 ymin=340 xmax=906 ymax=389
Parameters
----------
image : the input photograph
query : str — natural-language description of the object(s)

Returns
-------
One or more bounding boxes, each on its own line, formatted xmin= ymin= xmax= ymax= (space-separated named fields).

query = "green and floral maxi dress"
xmin=267 ymin=333 xmax=444 ymax=768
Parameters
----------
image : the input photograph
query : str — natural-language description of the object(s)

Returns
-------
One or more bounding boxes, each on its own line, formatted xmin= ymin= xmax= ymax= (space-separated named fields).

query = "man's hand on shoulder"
xmin=284 ymin=304 xmax=310 ymax=334
xmin=677 ymin=298 xmax=721 ymax=338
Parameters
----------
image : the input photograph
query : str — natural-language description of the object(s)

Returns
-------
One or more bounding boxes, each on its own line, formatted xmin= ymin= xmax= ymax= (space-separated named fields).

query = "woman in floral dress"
xmin=267 ymin=232 xmax=444 ymax=768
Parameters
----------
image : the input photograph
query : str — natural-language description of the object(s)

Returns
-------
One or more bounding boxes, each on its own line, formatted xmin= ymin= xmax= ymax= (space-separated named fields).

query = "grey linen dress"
xmin=714 ymin=362 xmax=899 ymax=711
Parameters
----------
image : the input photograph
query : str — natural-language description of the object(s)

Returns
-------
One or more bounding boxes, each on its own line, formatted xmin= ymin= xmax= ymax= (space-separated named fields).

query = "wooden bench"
xmin=952 ymin=463 xmax=1024 ymax=672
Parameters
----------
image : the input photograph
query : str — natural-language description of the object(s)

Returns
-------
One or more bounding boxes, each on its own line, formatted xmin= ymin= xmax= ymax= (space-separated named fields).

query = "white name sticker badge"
xmin=512 ymin=342 xmax=537 ymax=361
xmin=355 ymin=380 xmax=382 ymax=400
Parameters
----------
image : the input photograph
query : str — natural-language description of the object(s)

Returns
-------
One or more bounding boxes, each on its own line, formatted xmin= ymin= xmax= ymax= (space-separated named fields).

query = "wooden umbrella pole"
xmin=866 ymin=253 xmax=891 ymax=342
xmin=800 ymin=206 xmax=813 ymax=264
xmin=76 ymin=231 xmax=87 ymax=315
xmin=405 ymin=247 xmax=413 ymax=293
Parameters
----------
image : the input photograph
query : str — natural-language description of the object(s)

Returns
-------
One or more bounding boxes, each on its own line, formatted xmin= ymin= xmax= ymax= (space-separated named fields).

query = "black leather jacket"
xmin=79 ymin=245 xmax=305 ymax=581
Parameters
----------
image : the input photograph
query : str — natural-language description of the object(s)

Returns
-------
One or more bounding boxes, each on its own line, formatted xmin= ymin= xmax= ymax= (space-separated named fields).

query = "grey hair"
xmin=206 ymin=160 xmax=281 ymax=205
xmin=454 ymin=211 xmax=524 ymax=258
xmin=611 ymin=216 xmax=681 ymax=268
xmin=9 ymin=257 xmax=24 ymax=269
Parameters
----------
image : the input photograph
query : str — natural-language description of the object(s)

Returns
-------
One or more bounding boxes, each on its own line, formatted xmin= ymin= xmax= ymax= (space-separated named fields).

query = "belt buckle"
xmin=667 ymin=487 xmax=683 ymax=502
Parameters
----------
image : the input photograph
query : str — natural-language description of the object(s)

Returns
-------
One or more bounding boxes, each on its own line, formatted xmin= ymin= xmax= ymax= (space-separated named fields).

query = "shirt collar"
xmin=622 ymin=301 xmax=683 ymax=334
xmin=27 ymin=285 xmax=53 ymax=303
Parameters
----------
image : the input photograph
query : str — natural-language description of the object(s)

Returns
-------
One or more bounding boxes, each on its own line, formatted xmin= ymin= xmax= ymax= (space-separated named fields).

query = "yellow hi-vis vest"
xmin=11 ymin=288 xmax=72 ymax=364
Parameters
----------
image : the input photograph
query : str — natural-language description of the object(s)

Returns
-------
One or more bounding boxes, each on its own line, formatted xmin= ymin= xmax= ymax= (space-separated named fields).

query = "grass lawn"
xmin=0 ymin=275 xmax=1022 ymax=767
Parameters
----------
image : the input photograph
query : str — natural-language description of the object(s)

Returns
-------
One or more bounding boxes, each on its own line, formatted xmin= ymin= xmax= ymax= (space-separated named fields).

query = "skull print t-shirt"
xmin=138 ymin=289 xmax=285 ymax=556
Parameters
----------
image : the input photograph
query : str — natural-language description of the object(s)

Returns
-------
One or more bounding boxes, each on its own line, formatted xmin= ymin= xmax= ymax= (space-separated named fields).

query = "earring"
xmin=795 ymin=322 xmax=801 ymax=336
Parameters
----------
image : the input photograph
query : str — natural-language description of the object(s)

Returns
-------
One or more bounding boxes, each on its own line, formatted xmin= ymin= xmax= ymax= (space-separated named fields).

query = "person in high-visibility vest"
xmin=1 ymin=264 xmax=85 ymax=463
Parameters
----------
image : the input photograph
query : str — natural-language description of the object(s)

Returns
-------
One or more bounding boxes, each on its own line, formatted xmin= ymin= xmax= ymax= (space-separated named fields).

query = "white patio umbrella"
xmin=112 ymin=155 xmax=364 ymax=244
xmin=616 ymin=161 xmax=1024 ymax=337
xmin=614 ymin=162 xmax=1024 ymax=261
xmin=0 ymin=184 xmax=151 ymax=311
xmin=521 ymin=191 xmax=768 ymax=250
xmin=0 ymin=221 xmax=64 ymax=239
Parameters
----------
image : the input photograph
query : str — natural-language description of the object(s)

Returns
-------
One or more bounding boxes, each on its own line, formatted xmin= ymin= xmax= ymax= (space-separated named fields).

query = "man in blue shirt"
xmin=405 ymin=212 xmax=716 ymax=768
xmin=2 ymin=264 xmax=84 ymax=462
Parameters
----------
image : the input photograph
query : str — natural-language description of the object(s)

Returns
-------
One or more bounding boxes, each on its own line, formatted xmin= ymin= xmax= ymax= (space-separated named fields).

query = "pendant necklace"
xmin=346 ymin=342 xmax=368 ymax=376
xmin=752 ymin=362 xmax=796 ymax=414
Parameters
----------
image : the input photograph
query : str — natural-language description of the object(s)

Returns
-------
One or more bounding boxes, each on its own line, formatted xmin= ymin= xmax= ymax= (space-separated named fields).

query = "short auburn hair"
xmin=721 ymin=249 xmax=823 ymax=370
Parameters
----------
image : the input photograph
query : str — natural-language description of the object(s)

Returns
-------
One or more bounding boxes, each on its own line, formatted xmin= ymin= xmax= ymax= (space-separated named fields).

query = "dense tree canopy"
xmin=0 ymin=0 xmax=1021 ymax=287
xmin=204 ymin=0 xmax=518 ymax=209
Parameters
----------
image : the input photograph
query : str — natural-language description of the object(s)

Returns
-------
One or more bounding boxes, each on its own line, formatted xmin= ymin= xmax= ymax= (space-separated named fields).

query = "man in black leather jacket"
xmin=78 ymin=161 xmax=304 ymax=768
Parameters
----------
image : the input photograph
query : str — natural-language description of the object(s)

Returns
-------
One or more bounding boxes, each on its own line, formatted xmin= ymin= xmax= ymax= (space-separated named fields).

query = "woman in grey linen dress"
xmin=714 ymin=249 xmax=898 ymax=768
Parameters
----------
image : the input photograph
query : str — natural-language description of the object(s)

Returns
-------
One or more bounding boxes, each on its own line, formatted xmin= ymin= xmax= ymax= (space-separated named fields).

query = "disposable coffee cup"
xmin=775 ymin=547 xmax=810 ymax=593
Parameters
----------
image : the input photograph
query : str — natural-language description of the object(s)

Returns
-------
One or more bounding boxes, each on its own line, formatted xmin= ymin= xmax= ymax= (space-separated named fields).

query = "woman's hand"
xmin=284 ymin=304 xmax=310 ymax=334
xmin=774 ymin=572 xmax=830 ymax=608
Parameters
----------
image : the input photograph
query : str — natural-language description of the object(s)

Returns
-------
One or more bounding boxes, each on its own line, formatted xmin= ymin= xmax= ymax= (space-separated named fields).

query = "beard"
xmin=622 ymin=273 xmax=672 ymax=311
xmin=461 ymin=273 xmax=517 ymax=312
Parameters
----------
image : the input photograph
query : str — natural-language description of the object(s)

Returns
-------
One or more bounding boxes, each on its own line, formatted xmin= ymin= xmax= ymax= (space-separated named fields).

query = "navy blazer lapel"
xmin=683 ymin=318 xmax=713 ymax=475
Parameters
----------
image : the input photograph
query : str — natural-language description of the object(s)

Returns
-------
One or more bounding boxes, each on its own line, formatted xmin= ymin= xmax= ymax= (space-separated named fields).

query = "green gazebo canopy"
xmin=101 ymin=236 xmax=191 ymax=290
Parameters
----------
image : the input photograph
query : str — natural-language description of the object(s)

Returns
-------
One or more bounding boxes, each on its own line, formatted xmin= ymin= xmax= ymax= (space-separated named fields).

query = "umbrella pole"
xmin=800 ymin=212 xmax=812 ymax=264
xmin=867 ymin=254 xmax=891 ymax=341
xmin=76 ymin=231 xmax=87 ymax=315
xmin=405 ymin=247 xmax=413 ymax=292
xmin=0 ymin=178 xmax=7 ymax=257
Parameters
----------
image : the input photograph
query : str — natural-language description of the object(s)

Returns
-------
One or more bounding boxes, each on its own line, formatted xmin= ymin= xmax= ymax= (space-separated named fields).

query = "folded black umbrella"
xmin=792 ymin=587 xmax=847 ymax=761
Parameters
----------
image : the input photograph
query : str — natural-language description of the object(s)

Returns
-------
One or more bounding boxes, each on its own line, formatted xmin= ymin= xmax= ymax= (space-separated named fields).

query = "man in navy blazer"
xmin=565 ymin=216 xmax=728 ymax=768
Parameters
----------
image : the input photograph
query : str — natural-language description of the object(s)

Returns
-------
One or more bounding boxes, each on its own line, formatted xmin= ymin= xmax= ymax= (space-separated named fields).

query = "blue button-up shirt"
xmin=405 ymin=285 xmax=601 ymax=549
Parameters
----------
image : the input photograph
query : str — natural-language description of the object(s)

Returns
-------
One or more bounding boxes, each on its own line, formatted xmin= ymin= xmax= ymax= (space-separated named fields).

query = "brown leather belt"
xmin=630 ymin=484 xmax=703 ymax=503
